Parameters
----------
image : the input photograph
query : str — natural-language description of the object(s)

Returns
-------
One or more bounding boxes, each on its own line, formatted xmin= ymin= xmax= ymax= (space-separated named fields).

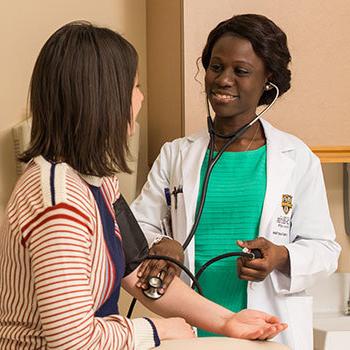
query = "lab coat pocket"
xmin=286 ymin=295 xmax=313 ymax=350
xmin=267 ymin=211 xmax=292 ymax=244
xmin=170 ymin=192 xmax=187 ymax=243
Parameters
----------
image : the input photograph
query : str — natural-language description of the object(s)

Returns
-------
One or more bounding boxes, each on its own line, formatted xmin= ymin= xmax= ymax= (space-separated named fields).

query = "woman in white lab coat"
xmin=131 ymin=14 xmax=341 ymax=349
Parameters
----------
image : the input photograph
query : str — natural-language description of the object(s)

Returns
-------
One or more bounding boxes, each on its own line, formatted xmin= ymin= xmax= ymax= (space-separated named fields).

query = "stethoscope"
xmin=183 ymin=81 xmax=280 ymax=249
xmin=128 ymin=82 xmax=280 ymax=317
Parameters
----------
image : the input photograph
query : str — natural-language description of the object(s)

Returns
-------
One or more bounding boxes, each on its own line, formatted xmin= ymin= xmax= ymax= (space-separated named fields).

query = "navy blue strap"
xmin=143 ymin=317 xmax=160 ymax=347
xmin=89 ymin=185 xmax=125 ymax=316
xmin=49 ymin=163 xmax=56 ymax=206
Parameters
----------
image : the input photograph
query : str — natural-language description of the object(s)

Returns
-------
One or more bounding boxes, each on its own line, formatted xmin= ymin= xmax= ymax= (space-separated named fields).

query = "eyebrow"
xmin=210 ymin=56 xmax=255 ymax=69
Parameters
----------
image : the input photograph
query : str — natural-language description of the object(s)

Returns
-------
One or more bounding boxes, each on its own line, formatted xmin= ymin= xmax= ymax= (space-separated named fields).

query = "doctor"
xmin=131 ymin=14 xmax=341 ymax=349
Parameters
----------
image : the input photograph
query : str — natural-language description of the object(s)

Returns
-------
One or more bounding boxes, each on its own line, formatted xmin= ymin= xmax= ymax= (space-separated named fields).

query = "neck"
xmin=212 ymin=116 xmax=265 ymax=152
xmin=213 ymin=114 xmax=256 ymax=138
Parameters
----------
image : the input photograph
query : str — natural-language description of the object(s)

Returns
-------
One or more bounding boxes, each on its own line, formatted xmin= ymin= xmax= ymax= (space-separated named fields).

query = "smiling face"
xmin=205 ymin=34 xmax=269 ymax=122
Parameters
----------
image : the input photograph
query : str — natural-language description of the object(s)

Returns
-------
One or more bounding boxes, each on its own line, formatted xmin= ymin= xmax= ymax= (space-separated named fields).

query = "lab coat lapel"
xmin=180 ymin=131 xmax=209 ymax=234
xmin=259 ymin=121 xmax=295 ymax=235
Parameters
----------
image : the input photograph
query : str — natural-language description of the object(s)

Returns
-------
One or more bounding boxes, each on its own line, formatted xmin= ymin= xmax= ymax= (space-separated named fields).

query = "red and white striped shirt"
xmin=0 ymin=156 xmax=155 ymax=349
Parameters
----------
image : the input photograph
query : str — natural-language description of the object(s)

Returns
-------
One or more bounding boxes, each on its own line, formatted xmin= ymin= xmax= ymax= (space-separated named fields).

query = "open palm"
xmin=223 ymin=309 xmax=288 ymax=340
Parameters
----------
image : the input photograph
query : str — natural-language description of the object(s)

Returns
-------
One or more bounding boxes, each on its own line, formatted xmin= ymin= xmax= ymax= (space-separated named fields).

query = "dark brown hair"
xmin=20 ymin=21 xmax=138 ymax=176
xmin=202 ymin=14 xmax=291 ymax=106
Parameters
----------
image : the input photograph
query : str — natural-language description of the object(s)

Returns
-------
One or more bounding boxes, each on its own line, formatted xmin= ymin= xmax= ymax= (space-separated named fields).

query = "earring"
xmin=265 ymin=82 xmax=273 ymax=91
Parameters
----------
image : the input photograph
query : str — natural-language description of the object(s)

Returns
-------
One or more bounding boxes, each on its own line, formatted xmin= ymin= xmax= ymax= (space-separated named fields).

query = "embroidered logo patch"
xmin=281 ymin=194 xmax=293 ymax=214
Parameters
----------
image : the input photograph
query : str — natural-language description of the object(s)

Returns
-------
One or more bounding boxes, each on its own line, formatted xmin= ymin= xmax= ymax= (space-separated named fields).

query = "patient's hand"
xmin=223 ymin=309 xmax=288 ymax=340
xmin=152 ymin=317 xmax=195 ymax=340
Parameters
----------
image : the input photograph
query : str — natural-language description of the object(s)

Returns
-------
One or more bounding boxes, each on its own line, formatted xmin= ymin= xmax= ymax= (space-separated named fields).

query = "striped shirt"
xmin=0 ymin=156 xmax=155 ymax=350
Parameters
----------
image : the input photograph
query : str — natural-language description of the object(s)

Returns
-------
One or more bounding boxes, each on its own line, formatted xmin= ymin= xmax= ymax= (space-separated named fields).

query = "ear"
xmin=264 ymin=72 xmax=273 ymax=82
xmin=264 ymin=72 xmax=273 ymax=91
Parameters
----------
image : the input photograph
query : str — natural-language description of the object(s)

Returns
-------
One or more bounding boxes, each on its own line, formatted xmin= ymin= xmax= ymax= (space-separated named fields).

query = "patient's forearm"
xmin=122 ymin=269 xmax=232 ymax=335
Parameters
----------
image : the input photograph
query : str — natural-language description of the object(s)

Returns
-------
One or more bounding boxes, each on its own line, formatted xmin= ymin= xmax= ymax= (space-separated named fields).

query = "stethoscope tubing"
xmin=193 ymin=250 xmax=261 ymax=288
xmin=183 ymin=83 xmax=279 ymax=250
xmin=141 ymin=255 xmax=204 ymax=295
xmin=126 ymin=251 xmax=256 ymax=317
xmin=126 ymin=254 xmax=203 ymax=318
xmin=183 ymin=117 xmax=251 ymax=250
xmin=127 ymin=84 xmax=279 ymax=317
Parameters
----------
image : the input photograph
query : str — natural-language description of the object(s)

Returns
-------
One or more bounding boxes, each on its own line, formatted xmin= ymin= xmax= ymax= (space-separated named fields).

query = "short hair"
xmin=201 ymin=14 xmax=291 ymax=106
xmin=20 ymin=21 xmax=138 ymax=176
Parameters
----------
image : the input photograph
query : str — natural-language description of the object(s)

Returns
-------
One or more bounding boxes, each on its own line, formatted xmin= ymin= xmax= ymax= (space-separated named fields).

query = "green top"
xmin=195 ymin=146 xmax=267 ymax=337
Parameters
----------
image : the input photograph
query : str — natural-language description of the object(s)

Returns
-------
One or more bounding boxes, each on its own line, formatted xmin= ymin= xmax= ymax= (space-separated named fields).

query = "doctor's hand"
xmin=223 ymin=309 xmax=288 ymax=340
xmin=236 ymin=238 xmax=290 ymax=282
xmin=137 ymin=238 xmax=184 ymax=294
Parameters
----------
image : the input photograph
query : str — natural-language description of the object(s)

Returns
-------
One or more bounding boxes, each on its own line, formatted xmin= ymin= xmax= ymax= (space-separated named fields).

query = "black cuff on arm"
xmin=113 ymin=195 xmax=149 ymax=276
xmin=143 ymin=317 xmax=161 ymax=347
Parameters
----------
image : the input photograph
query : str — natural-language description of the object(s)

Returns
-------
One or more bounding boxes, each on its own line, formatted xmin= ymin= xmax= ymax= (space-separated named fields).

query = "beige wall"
xmin=183 ymin=0 xmax=350 ymax=143
xmin=0 ymin=0 xmax=149 ymax=217
xmin=182 ymin=0 xmax=350 ymax=271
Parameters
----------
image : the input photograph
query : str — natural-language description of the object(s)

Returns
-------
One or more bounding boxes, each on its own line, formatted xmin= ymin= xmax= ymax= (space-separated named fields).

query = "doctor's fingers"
xmin=237 ymin=262 xmax=269 ymax=281
xmin=143 ymin=262 xmax=178 ymax=294
xmin=136 ymin=259 xmax=165 ymax=285
xmin=159 ymin=265 xmax=177 ymax=292
xmin=137 ymin=259 xmax=176 ymax=290
xmin=142 ymin=257 xmax=182 ymax=278
xmin=238 ymin=272 xmax=267 ymax=282
xmin=136 ymin=259 xmax=160 ymax=283
xmin=237 ymin=237 xmax=271 ymax=250
xmin=239 ymin=256 xmax=271 ymax=272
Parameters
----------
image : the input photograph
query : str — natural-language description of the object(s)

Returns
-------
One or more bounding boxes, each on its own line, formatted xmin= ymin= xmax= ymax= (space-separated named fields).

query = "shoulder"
xmin=15 ymin=157 xmax=100 ymax=217
xmin=149 ymin=130 xmax=208 ymax=175
xmin=30 ymin=156 xmax=95 ymax=208
xmin=159 ymin=129 xmax=208 ymax=156
xmin=262 ymin=119 xmax=320 ymax=167
xmin=8 ymin=159 xmax=46 ymax=218
xmin=8 ymin=157 xmax=96 ymax=243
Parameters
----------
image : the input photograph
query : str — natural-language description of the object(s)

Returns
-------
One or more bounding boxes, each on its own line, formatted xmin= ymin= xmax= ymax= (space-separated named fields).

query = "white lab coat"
xmin=131 ymin=119 xmax=341 ymax=350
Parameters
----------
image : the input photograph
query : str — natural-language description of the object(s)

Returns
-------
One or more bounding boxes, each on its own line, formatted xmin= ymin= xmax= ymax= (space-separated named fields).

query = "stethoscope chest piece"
xmin=143 ymin=276 xmax=163 ymax=299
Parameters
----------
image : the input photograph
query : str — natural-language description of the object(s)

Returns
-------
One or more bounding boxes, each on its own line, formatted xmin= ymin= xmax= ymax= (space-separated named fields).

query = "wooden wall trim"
xmin=311 ymin=146 xmax=350 ymax=163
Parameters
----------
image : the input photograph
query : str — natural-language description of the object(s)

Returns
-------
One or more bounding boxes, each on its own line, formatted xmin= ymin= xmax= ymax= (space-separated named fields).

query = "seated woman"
xmin=0 ymin=21 xmax=286 ymax=350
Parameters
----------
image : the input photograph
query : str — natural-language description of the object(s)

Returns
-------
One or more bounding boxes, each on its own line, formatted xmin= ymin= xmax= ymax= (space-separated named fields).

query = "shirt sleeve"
xmin=21 ymin=202 xmax=156 ymax=350
xmin=130 ymin=142 xmax=173 ymax=247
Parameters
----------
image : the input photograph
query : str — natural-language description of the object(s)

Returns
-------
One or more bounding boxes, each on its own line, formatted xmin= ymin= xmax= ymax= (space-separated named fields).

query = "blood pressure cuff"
xmin=113 ymin=195 xmax=149 ymax=276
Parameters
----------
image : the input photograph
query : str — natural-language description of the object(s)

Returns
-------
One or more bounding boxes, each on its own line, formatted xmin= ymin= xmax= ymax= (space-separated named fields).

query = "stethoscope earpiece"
xmin=265 ymin=81 xmax=278 ymax=91
xmin=265 ymin=83 xmax=272 ymax=91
